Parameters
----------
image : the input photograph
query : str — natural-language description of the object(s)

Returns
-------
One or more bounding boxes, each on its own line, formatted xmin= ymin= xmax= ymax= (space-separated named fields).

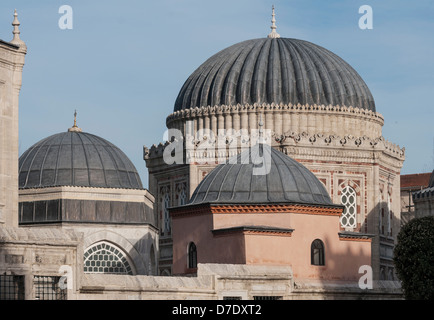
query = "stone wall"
xmin=17 ymin=186 xmax=159 ymax=276
xmin=0 ymin=39 xmax=26 ymax=228
xmin=0 ymin=225 xmax=402 ymax=300
xmin=413 ymin=187 xmax=434 ymax=218
xmin=77 ymin=263 xmax=402 ymax=300
xmin=0 ymin=225 xmax=82 ymax=300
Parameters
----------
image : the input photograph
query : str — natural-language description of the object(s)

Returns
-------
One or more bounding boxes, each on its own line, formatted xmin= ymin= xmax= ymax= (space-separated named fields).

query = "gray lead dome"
xmin=19 ymin=131 xmax=143 ymax=190
xmin=188 ymin=144 xmax=333 ymax=206
xmin=174 ymin=38 xmax=375 ymax=112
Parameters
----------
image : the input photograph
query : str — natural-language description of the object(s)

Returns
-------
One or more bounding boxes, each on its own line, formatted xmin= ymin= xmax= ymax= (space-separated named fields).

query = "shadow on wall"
xmin=307 ymin=234 xmax=370 ymax=282
xmin=129 ymin=233 xmax=158 ymax=276
xmin=309 ymin=199 xmax=401 ymax=290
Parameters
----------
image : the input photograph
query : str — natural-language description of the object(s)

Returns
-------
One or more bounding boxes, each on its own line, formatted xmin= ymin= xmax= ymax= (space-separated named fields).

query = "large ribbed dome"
xmin=19 ymin=131 xmax=143 ymax=190
xmin=188 ymin=144 xmax=332 ymax=206
xmin=174 ymin=38 xmax=375 ymax=112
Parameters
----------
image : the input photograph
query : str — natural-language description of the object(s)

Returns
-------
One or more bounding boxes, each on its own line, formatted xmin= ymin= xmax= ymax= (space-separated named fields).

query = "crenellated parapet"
xmin=144 ymin=129 xmax=405 ymax=166
xmin=275 ymin=131 xmax=404 ymax=158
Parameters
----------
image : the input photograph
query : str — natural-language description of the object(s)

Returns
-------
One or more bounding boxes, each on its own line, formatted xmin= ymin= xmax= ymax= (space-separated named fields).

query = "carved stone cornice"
xmin=338 ymin=231 xmax=375 ymax=242
xmin=170 ymin=203 xmax=343 ymax=218
xmin=166 ymin=102 xmax=384 ymax=127
xmin=275 ymin=132 xmax=405 ymax=161
xmin=144 ymin=130 xmax=405 ymax=165
xmin=212 ymin=226 xmax=294 ymax=237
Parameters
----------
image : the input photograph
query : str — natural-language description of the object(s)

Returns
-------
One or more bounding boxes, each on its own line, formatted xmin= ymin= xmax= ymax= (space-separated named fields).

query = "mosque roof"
xmin=188 ymin=143 xmax=333 ymax=206
xmin=19 ymin=120 xmax=143 ymax=190
xmin=174 ymin=8 xmax=375 ymax=113
xmin=174 ymin=37 xmax=375 ymax=112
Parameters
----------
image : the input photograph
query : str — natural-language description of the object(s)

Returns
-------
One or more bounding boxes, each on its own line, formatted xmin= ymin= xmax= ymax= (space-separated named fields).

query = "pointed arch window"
xmin=179 ymin=187 xmax=187 ymax=206
xmin=311 ymin=239 xmax=325 ymax=266
xmin=188 ymin=242 xmax=197 ymax=269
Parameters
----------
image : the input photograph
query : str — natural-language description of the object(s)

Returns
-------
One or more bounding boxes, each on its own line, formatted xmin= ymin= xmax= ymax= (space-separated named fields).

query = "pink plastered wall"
xmin=172 ymin=209 xmax=371 ymax=280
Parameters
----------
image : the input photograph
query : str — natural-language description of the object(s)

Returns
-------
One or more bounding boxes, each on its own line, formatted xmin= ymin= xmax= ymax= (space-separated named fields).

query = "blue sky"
xmin=0 ymin=0 xmax=433 ymax=188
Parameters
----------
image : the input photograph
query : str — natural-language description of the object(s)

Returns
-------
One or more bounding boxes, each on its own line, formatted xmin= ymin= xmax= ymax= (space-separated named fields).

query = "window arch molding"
xmin=82 ymin=230 xmax=145 ymax=274
xmin=176 ymin=181 xmax=188 ymax=206
xmin=84 ymin=240 xmax=135 ymax=275
xmin=187 ymin=242 xmax=197 ymax=269
xmin=311 ymin=239 xmax=325 ymax=266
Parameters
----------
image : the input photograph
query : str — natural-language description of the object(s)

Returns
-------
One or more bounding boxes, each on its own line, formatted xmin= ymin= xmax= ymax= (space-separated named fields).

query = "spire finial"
xmin=12 ymin=9 xmax=21 ymax=41
xmin=73 ymin=109 xmax=77 ymax=127
xmin=267 ymin=5 xmax=281 ymax=39
xmin=10 ymin=9 xmax=26 ymax=48
xmin=68 ymin=109 xmax=82 ymax=132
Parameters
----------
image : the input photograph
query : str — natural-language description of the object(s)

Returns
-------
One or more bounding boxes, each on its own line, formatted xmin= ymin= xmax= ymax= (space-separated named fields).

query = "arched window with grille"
xmin=311 ymin=239 xmax=325 ymax=266
xmin=177 ymin=182 xmax=187 ymax=206
xmin=340 ymin=186 xmax=357 ymax=229
xmin=179 ymin=187 xmax=187 ymax=206
xmin=188 ymin=242 xmax=197 ymax=269
xmin=83 ymin=241 xmax=134 ymax=275
xmin=161 ymin=189 xmax=171 ymax=235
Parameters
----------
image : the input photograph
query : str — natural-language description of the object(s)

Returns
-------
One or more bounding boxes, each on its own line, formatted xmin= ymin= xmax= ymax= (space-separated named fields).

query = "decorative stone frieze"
xmin=144 ymin=130 xmax=405 ymax=164
xmin=166 ymin=103 xmax=385 ymax=140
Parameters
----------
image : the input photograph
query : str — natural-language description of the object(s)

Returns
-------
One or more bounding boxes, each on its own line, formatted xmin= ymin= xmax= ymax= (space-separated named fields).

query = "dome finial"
xmin=267 ymin=5 xmax=280 ymax=39
xmin=68 ymin=109 xmax=82 ymax=132
xmin=10 ymin=9 xmax=26 ymax=47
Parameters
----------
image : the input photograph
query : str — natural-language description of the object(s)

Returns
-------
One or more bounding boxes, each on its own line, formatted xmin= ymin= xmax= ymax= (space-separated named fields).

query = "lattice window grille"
xmin=253 ymin=296 xmax=283 ymax=300
xmin=163 ymin=192 xmax=171 ymax=233
xmin=84 ymin=241 xmax=133 ymax=275
xmin=34 ymin=276 xmax=66 ymax=300
xmin=0 ymin=275 xmax=25 ymax=300
xmin=340 ymin=186 xmax=357 ymax=229
xmin=223 ymin=296 xmax=242 ymax=300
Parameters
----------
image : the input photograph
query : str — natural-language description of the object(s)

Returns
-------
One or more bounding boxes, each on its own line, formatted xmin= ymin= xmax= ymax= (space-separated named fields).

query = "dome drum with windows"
xmin=18 ymin=117 xmax=154 ymax=226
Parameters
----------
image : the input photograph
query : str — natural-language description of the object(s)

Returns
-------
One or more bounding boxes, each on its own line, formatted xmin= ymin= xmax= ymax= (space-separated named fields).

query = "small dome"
xmin=188 ymin=144 xmax=332 ymax=206
xmin=174 ymin=37 xmax=375 ymax=112
xmin=19 ymin=131 xmax=143 ymax=190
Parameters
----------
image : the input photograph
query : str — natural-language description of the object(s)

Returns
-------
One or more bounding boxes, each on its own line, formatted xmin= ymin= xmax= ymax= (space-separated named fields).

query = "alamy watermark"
xmin=358 ymin=265 xmax=373 ymax=289
xmin=58 ymin=265 xmax=73 ymax=290
xmin=57 ymin=4 xmax=374 ymax=31
xmin=359 ymin=5 xmax=373 ymax=30
xmin=58 ymin=5 xmax=73 ymax=30
xmin=161 ymin=121 xmax=272 ymax=175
